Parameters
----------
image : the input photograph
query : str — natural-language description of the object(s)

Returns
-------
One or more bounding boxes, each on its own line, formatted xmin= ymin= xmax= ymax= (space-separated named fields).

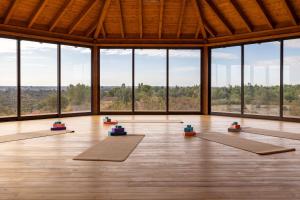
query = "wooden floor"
xmin=1 ymin=115 xmax=300 ymax=200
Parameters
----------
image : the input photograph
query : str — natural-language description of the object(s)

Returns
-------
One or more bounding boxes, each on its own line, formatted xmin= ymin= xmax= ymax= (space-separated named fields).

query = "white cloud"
xmin=173 ymin=66 xmax=199 ymax=72
xmin=212 ymin=52 xmax=239 ymax=60
xmin=100 ymin=49 xmax=132 ymax=55
xmin=100 ymin=49 xmax=201 ymax=58
xmin=284 ymin=39 xmax=300 ymax=49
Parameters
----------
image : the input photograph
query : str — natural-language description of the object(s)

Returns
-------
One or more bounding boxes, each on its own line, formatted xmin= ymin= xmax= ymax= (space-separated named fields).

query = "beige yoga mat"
xmin=117 ymin=119 xmax=183 ymax=123
xmin=197 ymin=132 xmax=295 ymax=155
xmin=0 ymin=130 xmax=74 ymax=143
xmin=242 ymin=127 xmax=300 ymax=140
xmin=74 ymin=135 xmax=144 ymax=161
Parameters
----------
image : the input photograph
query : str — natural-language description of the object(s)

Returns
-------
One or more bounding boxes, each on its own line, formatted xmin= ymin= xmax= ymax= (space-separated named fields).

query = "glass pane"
xmin=244 ymin=42 xmax=280 ymax=116
xmin=169 ymin=49 xmax=201 ymax=111
xmin=100 ymin=49 xmax=132 ymax=111
xmin=283 ymin=39 xmax=300 ymax=117
xmin=135 ymin=49 xmax=166 ymax=111
xmin=21 ymin=41 xmax=57 ymax=116
xmin=211 ymin=46 xmax=241 ymax=113
xmin=61 ymin=45 xmax=91 ymax=113
xmin=0 ymin=38 xmax=17 ymax=117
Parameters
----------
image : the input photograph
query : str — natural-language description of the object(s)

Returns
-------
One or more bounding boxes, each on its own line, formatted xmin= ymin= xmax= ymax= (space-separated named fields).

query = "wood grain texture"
xmin=0 ymin=115 xmax=300 ymax=199
xmin=0 ymin=0 xmax=299 ymax=46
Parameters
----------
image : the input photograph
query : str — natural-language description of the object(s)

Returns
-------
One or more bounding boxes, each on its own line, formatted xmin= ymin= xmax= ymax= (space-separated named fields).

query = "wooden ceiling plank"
xmin=192 ymin=0 xmax=207 ymax=39
xmin=28 ymin=0 xmax=49 ymax=28
xmin=203 ymin=0 xmax=233 ymax=35
xmin=3 ymin=0 xmax=21 ymax=24
xmin=228 ymin=0 xmax=252 ymax=32
xmin=177 ymin=0 xmax=186 ymax=38
xmin=69 ymin=0 xmax=98 ymax=35
xmin=204 ymin=22 xmax=215 ymax=37
xmin=116 ymin=0 xmax=125 ymax=38
xmin=94 ymin=0 xmax=112 ymax=39
xmin=158 ymin=0 xmax=164 ymax=39
xmin=253 ymin=0 xmax=274 ymax=29
xmin=49 ymin=0 xmax=75 ymax=32
xmin=102 ymin=25 xmax=106 ymax=38
xmin=281 ymin=0 xmax=297 ymax=25
xmin=138 ymin=0 xmax=143 ymax=39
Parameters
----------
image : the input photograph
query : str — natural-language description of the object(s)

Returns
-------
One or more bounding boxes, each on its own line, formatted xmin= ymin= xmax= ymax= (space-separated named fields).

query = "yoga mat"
xmin=196 ymin=132 xmax=295 ymax=155
xmin=117 ymin=120 xmax=183 ymax=123
xmin=242 ymin=127 xmax=300 ymax=141
xmin=0 ymin=130 xmax=74 ymax=143
xmin=73 ymin=135 xmax=144 ymax=161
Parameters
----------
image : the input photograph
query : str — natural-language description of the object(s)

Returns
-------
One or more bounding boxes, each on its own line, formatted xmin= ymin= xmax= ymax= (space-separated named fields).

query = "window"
xmin=169 ymin=49 xmax=201 ymax=111
xmin=61 ymin=45 xmax=91 ymax=113
xmin=135 ymin=49 xmax=166 ymax=111
xmin=244 ymin=42 xmax=280 ymax=116
xmin=21 ymin=41 xmax=57 ymax=116
xmin=283 ymin=39 xmax=300 ymax=117
xmin=100 ymin=49 xmax=132 ymax=111
xmin=211 ymin=46 xmax=241 ymax=113
xmin=0 ymin=38 xmax=17 ymax=117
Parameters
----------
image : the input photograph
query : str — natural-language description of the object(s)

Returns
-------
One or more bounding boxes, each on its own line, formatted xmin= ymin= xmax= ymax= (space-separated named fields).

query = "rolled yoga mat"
xmin=242 ymin=127 xmax=300 ymax=141
xmin=117 ymin=120 xmax=183 ymax=123
xmin=196 ymin=132 xmax=295 ymax=155
xmin=73 ymin=134 xmax=144 ymax=161
xmin=0 ymin=130 xmax=74 ymax=143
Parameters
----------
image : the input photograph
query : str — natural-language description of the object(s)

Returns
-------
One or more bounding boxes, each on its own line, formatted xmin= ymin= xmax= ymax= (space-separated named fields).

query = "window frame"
xmin=0 ymin=36 xmax=92 ymax=122
xmin=98 ymin=47 xmax=202 ymax=115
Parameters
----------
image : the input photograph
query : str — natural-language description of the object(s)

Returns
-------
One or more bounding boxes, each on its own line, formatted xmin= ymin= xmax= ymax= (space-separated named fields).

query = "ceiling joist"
xmin=192 ymin=0 xmax=207 ymax=39
xmin=281 ymin=0 xmax=298 ymax=25
xmin=253 ymin=0 xmax=274 ymax=29
xmin=177 ymin=0 xmax=186 ymax=38
xmin=203 ymin=0 xmax=233 ymax=35
xmin=228 ymin=0 xmax=252 ymax=32
xmin=138 ymin=0 xmax=143 ymax=38
xmin=94 ymin=0 xmax=112 ymax=39
xmin=158 ymin=0 xmax=164 ymax=39
xmin=69 ymin=0 xmax=98 ymax=35
xmin=116 ymin=0 xmax=125 ymax=38
xmin=49 ymin=0 xmax=75 ymax=32
xmin=3 ymin=0 xmax=21 ymax=24
xmin=28 ymin=0 xmax=49 ymax=28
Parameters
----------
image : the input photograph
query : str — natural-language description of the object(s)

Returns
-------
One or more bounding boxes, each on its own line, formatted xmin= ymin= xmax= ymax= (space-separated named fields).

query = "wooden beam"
xmin=116 ymin=0 xmax=125 ymax=38
xmin=253 ymin=0 xmax=274 ymax=29
xmin=0 ymin=23 xmax=93 ymax=46
xmin=204 ymin=22 xmax=215 ymax=37
xmin=192 ymin=0 xmax=207 ymax=39
xmin=201 ymin=46 xmax=209 ymax=115
xmin=207 ymin=25 xmax=300 ymax=46
xmin=203 ymin=0 xmax=233 ymax=35
xmin=101 ymin=25 xmax=106 ymax=39
xmin=3 ymin=0 xmax=20 ymax=24
xmin=228 ymin=0 xmax=252 ymax=32
xmin=91 ymin=46 xmax=100 ymax=114
xmin=49 ymin=0 xmax=75 ymax=32
xmin=177 ymin=0 xmax=186 ymax=38
xmin=138 ymin=0 xmax=143 ymax=38
xmin=86 ymin=24 xmax=96 ymax=37
xmin=28 ymin=0 xmax=49 ymax=28
xmin=94 ymin=0 xmax=112 ymax=39
xmin=281 ymin=0 xmax=297 ymax=25
xmin=158 ymin=0 xmax=164 ymax=39
xmin=69 ymin=0 xmax=98 ymax=34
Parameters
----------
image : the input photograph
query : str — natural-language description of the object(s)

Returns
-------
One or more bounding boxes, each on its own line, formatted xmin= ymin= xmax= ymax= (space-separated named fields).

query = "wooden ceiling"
xmin=0 ymin=0 xmax=299 ymax=47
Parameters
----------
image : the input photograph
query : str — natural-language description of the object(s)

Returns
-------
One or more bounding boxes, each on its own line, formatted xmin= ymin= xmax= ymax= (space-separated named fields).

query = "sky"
xmin=211 ymin=39 xmax=300 ymax=87
xmin=100 ymin=49 xmax=201 ymax=87
xmin=0 ymin=38 xmax=91 ymax=86
xmin=1 ymin=37 xmax=300 ymax=87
